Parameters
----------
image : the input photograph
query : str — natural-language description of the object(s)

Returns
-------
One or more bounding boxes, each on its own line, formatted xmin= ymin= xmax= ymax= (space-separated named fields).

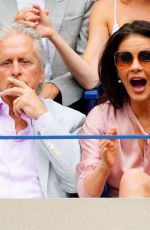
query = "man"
xmin=0 ymin=0 xmax=96 ymax=107
xmin=0 ymin=22 xmax=85 ymax=198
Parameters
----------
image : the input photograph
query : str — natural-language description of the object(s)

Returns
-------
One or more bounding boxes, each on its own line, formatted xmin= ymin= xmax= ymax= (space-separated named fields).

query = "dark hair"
xmin=98 ymin=20 xmax=150 ymax=108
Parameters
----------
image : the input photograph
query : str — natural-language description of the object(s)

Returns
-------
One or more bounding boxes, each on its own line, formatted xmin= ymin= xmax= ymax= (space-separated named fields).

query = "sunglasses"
xmin=114 ymin=50 xmax=150 ymax=69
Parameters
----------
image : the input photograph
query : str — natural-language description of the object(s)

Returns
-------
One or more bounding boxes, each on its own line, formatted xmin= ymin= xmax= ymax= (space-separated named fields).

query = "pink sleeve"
xmin=77 ymin=176 xmax=95 ymax=198
xmin=76 ymin=105 xmax=106 ymax=198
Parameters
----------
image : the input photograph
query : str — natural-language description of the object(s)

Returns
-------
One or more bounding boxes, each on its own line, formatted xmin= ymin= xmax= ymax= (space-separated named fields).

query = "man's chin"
xmin=2 ymin=95 xmax=17 ymax=100
xmin=8 ymin=95 xmax=18 ymax=99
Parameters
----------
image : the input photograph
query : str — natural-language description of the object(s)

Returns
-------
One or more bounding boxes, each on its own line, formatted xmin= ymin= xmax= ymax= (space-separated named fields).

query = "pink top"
xmin=77 ymin=101 xmax=150 ymax=197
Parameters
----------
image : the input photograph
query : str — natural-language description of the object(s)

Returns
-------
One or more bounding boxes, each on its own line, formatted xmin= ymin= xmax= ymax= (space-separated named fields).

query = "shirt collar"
xmin=0 ymin=97 xmax=5 ymax=111
xmin=0 ymin=97 xmax=4 ymax=105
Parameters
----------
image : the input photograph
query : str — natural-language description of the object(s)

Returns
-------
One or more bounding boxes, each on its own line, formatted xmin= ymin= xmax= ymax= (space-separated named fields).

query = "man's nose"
xmin=11 ymin=61 xmax=21 ymax=77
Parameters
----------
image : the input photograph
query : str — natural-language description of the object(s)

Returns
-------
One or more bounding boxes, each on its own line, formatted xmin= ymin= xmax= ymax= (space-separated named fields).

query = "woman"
xmin=15 ymin=0 xmax=150 ymax=90
xmin=82 ymin=0 xmax=150 ymax=77
xmin=77 ymin=20 xmax=150 ymax=198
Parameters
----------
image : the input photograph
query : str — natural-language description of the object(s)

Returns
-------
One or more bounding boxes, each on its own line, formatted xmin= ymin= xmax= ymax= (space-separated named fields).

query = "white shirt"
xmin=16 ymin=0 xmax=52 ymax=81
xmin=0 ymin=98 xmax=43 ymax=198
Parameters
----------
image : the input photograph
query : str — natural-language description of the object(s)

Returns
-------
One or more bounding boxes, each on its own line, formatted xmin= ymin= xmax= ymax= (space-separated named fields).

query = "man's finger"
xmin=13 ymin=102 xmax=23 ymax=117
xmin=8 ymin=77 xmax=29 ymax=89
xmin=0 ymin=87 xmax=24 ymax=97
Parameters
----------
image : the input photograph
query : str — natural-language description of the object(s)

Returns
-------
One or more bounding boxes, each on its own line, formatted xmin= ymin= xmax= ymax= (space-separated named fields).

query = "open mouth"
xmin=130 ymin=78 xmax=147 ymax=93
xmin=130 ymin=78 xmax=147 ymax=87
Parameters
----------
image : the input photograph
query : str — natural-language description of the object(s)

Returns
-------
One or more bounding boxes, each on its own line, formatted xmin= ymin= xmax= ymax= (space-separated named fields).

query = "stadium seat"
xmin=83 ymin=86 xmax=102 ymax=113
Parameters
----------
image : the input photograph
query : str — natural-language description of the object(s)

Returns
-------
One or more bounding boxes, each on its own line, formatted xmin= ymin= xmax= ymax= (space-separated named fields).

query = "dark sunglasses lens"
xmin=115 ymin=52 xmax=132 ymax=67
xmin=139 ymin=51 xmax=150 ymax=63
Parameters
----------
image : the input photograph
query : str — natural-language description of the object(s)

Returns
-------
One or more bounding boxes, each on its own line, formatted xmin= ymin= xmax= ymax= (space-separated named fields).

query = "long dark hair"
xmin=98 ymin=20 xmax=150 ymax=108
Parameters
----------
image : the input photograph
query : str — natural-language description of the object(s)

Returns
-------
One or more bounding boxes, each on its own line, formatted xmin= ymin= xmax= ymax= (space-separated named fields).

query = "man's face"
xmin=0 ymin=32 xmax=44 ymax=93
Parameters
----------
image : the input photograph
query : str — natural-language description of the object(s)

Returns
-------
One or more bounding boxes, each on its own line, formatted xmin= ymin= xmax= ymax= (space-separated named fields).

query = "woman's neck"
xmin=128 ymin=0 xmax=150 ymax=6
xmin=120 ymin=0 xmax=150 ymax=7
xmin=130 ymin=100 xmax=150 ymax=120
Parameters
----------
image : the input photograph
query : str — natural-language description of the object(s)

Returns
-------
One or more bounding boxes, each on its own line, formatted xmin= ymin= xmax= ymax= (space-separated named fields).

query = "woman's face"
xmin=116 ymin=34 xmax=150 ymax=104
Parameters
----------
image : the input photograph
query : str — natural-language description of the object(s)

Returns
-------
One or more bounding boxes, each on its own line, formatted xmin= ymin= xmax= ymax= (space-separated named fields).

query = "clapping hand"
xmin=99 ymin=128 xmax=117 ymax=169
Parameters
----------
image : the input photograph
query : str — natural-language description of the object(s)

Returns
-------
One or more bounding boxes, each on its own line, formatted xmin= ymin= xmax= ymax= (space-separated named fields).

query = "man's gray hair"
xmin=0 ymin=21 xmax=45 ymax=69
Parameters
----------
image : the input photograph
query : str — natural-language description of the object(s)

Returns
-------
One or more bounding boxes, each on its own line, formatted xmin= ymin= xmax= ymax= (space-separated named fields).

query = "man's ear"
xmin=39 ymin=70 xmax=45 ymax=83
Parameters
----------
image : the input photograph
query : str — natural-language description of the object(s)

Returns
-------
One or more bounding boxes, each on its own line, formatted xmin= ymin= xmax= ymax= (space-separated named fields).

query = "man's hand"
xmin=99 ymin=128 xmax=117 ymax=169
xmin=0 ymin=77 xmax=48 ymax=119
xmin=39 ymin=82 xmax=60 ymax=99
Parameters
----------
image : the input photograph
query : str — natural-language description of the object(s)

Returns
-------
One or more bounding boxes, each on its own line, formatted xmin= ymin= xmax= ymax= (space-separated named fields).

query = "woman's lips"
xmin=130 ymin=78 xmax=147 ymax=93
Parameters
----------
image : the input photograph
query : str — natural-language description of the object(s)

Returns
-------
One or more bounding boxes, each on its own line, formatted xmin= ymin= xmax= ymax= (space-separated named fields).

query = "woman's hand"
xmin=15 ymin=7 xmax=40 ymax=27
xmin=32 ymin=4 xmax=57 ymax=39
xmin=99 ymin=128 xmax=117 ymax=169
xmin=15 ymin=4 xmax=57 ymax=39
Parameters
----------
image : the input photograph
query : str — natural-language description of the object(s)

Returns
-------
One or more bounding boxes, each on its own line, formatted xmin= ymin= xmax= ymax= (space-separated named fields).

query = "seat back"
xmin=83 ymin=86 xmax=102 ymax=114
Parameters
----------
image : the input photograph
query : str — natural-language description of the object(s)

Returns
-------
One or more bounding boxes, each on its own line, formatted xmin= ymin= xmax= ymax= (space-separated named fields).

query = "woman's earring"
xmin=118 ymin=79 xmax=122 ymax=83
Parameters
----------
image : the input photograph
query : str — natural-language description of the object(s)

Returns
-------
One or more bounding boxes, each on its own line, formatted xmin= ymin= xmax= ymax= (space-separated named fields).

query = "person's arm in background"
xmin=51 ymin=0 xmax=111 ymax=105
xmin=38 ymin=0 xmax=111 ymax=90
xmin=83 ymin=0 xmax=110 ymax=72
xmin=46 ymin=0 xmax=98 ymax=106
xmin=31 ymin=3 xmax=99 ymax=89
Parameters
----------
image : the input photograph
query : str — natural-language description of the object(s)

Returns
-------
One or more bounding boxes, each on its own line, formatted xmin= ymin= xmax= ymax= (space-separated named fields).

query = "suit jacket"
xmin=32 ymin=99 xmax=85 ymax=197
xmin=0 ymin=0 xmax=96 ymax=106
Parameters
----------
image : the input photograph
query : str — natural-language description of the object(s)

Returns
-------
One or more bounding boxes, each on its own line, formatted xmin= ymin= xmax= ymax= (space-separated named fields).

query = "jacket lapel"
xmin=33 ymin=126 xmax=49 ymax=197
xmin=35 ymin=146 xmax=49 ymax=197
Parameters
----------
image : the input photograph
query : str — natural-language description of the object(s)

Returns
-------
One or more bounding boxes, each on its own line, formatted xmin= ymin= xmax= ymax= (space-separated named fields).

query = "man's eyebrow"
xmin=0 ymin=54 xmax=34 ymax=61
xmin=0 ymin=57 xmax=12 ymax=63
xmin=18 ymin=53 xmax=33 ymax=58
xmin=0 ymin=55 xmax=13 ymax=62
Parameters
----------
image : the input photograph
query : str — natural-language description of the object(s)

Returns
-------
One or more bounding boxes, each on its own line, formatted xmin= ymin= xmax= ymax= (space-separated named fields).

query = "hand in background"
xmin=32 ymin=4 xmax=57 ymax=39
xmin=39 ymin=82 xmax=60 ymax=100
xmin=15 ymin=4 xmax=57 ymax=39
xmin=15 ymin=6 xmax=41 ymax=27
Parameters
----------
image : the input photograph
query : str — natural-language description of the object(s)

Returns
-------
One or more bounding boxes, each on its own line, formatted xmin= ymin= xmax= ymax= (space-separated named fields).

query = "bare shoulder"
xmin=92 ymin=0 xmax=114 ymax=14
xmin=91 ymin=0 xmax=114 ymax=22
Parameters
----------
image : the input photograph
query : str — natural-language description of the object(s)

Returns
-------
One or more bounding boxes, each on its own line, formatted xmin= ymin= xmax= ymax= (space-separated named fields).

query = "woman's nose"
xmin=130 ymin=57 xmax=142 ymax=72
